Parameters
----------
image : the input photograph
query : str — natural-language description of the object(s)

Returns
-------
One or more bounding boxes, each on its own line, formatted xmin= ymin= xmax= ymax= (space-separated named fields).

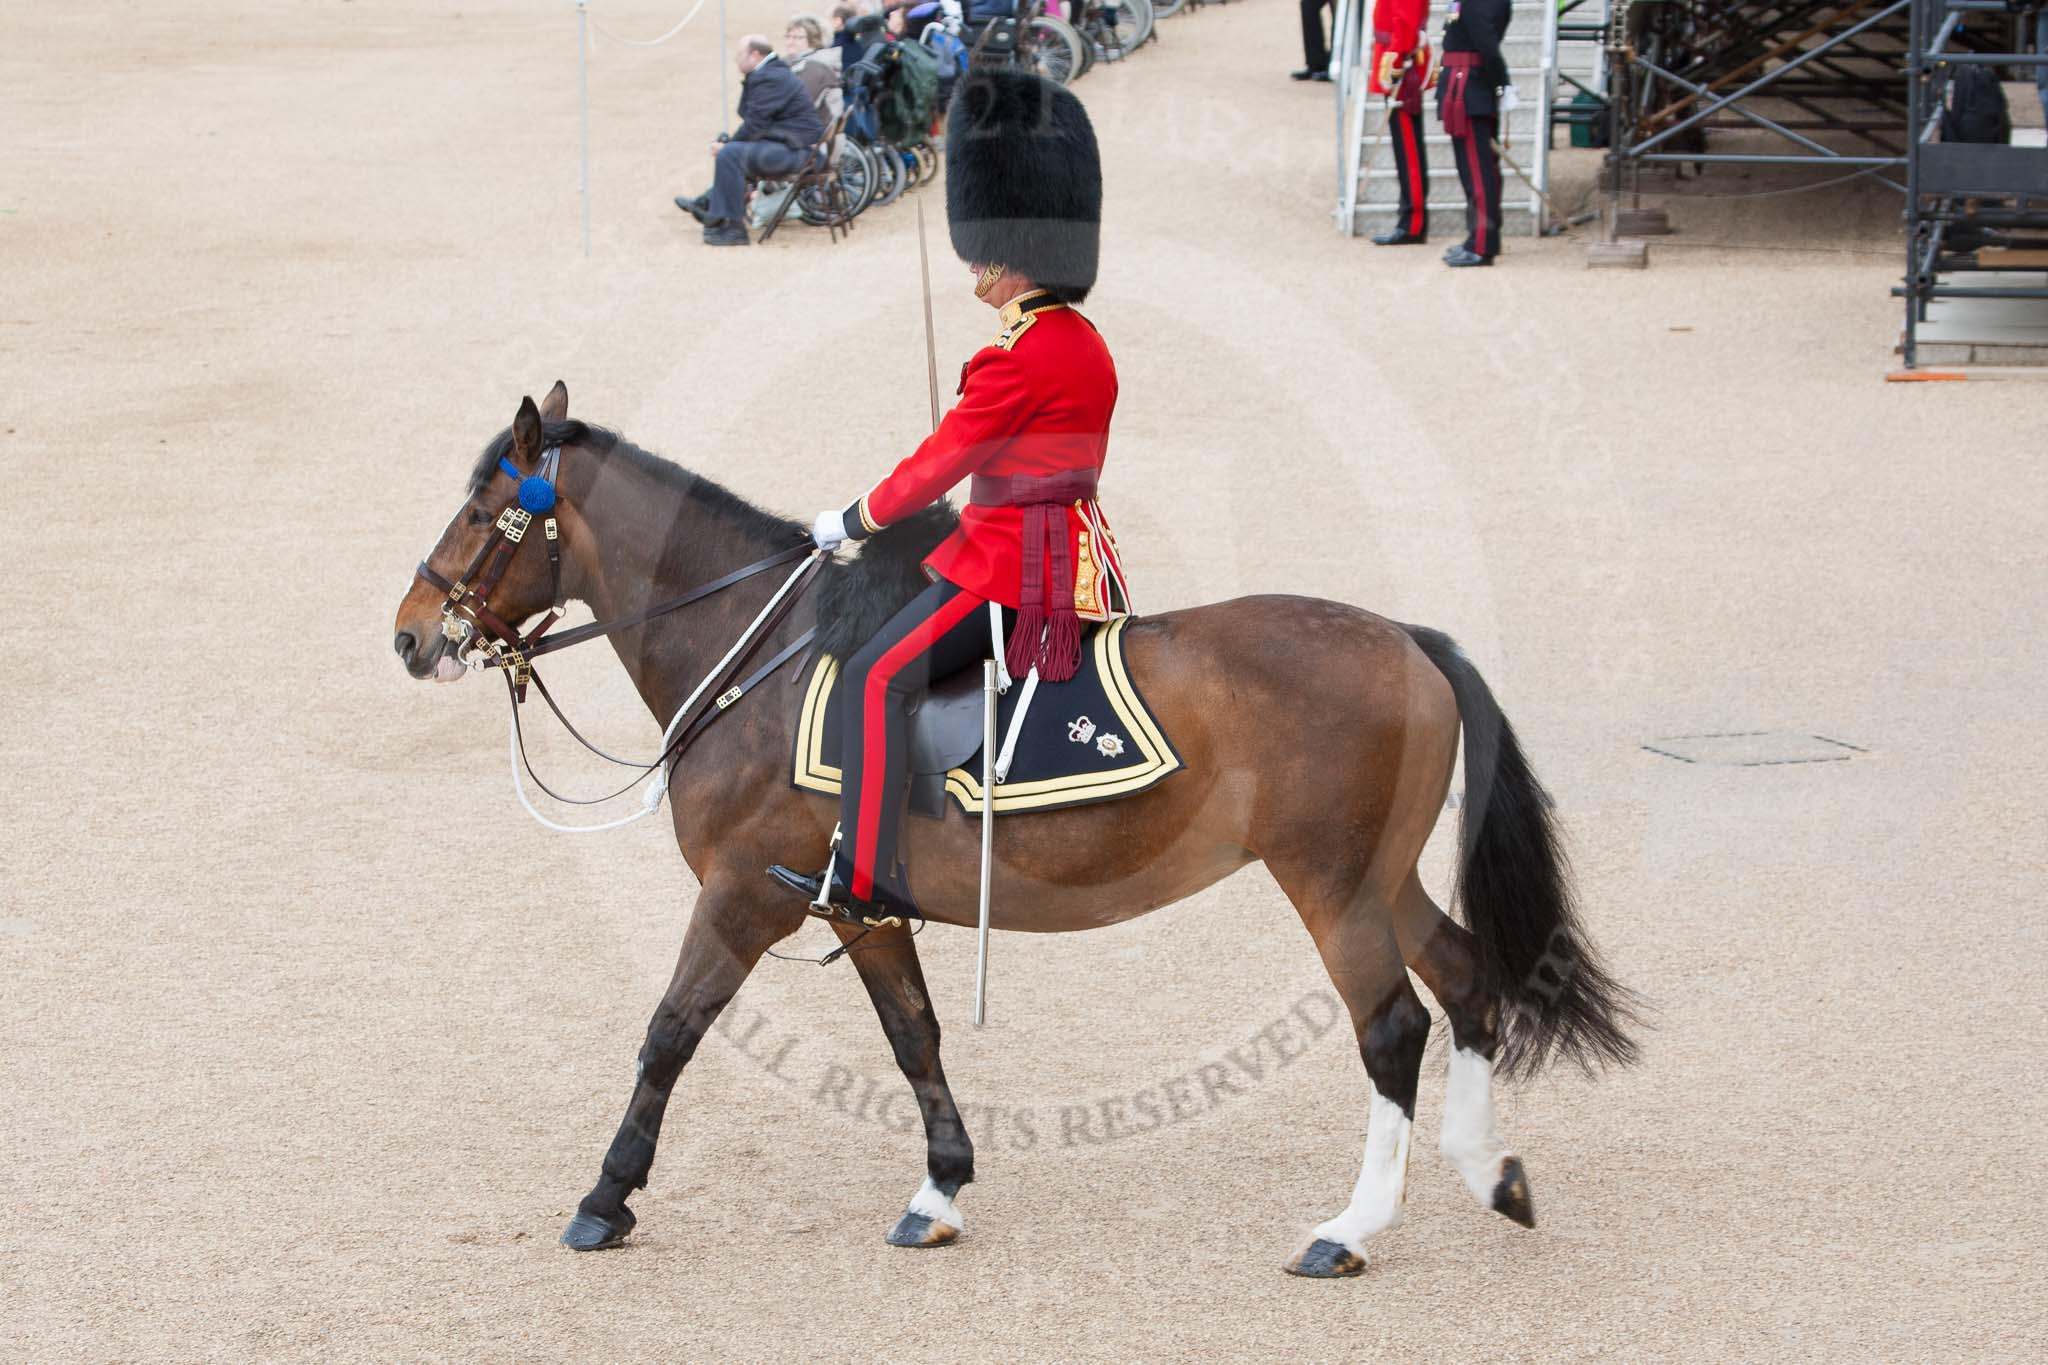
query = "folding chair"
xmin=759 ymin=109 xmax=855 ymax=243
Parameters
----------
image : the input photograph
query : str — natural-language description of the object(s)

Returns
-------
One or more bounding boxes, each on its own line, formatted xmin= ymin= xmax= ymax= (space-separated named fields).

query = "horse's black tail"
xmin=1402 ymin=625 xmax=1643 ymax=1080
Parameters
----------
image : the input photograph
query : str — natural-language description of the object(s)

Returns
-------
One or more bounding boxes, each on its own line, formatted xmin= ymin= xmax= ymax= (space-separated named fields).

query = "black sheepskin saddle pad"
xmin=810 ymin=503 xmax=963 ymax=662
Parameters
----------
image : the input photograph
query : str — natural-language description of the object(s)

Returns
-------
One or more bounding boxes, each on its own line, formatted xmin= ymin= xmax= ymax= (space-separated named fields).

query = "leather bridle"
xmin=411 ymin=445 xmax=824 ymax=812
xmin=414 ymin=447 xmax=570 ymax=698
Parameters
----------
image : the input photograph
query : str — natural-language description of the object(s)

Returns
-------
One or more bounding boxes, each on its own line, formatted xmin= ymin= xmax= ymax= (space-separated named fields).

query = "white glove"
xmin=811 ymin=508 xmax=848 ymax=550
xmin=1497 ymin=85 xmax=1521 ymax=113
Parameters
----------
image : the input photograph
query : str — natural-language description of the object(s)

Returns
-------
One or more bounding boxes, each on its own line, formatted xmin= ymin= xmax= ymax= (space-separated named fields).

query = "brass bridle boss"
xmin=415 ymin=447 xmax=567 ymax=699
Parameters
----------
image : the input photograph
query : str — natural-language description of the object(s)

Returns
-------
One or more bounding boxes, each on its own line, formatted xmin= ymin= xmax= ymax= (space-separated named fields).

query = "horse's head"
xmin=392 ymin=381 xmax=574 ymax=683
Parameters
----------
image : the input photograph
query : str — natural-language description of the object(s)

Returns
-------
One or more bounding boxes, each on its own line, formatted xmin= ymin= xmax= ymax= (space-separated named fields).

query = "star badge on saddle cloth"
xmin=1095 ymin=733 xmax=1125 ymax=759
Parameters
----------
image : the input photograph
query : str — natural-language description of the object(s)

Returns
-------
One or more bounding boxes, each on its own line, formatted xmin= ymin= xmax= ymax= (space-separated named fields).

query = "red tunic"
xmin=1369 ymin=0 xmax=1432 ymax=97
xmin=845 ymin=294 xmax=1130 ymax=626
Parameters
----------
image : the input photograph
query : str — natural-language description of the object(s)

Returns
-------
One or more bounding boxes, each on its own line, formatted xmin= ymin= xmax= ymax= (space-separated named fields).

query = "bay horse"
xmin=391 ymin=384 xmax=1639 ymax=1277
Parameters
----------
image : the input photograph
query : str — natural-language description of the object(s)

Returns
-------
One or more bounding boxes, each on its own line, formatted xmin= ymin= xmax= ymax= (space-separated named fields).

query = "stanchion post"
xmin=719 ymin=0 xmax=730 ymax=134
xmin=577 ymin=0 xmax=591 ymax=257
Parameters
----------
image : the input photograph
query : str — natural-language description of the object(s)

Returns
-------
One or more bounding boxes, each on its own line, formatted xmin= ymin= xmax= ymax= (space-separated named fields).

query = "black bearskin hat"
xmin=945 ymin=69 xmax=1101 ymax=303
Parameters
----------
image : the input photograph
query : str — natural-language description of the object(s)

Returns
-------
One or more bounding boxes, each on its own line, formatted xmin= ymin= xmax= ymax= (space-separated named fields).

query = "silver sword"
xmin=918 ymin=200 xmax=999 ymax=1023
xmin=920 ymin=203 xmax=998 ymax=1026
xmin=917 ymin=199 xmax=941 ymax=432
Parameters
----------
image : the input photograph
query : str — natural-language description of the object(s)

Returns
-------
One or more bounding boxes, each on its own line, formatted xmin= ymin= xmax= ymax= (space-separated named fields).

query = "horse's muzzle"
xmin=394 ymin=629 xmax=440 ymax=680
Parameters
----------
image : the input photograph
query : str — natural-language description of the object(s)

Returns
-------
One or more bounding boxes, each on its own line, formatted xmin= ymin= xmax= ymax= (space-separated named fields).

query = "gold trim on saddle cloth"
xmin=790 ymin=617 xmax=1178 ymax=815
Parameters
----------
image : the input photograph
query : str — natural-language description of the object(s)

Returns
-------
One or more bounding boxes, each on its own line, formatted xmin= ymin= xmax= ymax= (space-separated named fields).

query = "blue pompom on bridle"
xmin=501 ymin=448 xmax=560 ymax=513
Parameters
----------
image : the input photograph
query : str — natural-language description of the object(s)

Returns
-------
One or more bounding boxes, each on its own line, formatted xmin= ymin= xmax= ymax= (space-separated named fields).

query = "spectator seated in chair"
xmin=675 ymin=35 xmax=826 ymax=247
xmin=784 ymin=14 xmax=847 ymax=131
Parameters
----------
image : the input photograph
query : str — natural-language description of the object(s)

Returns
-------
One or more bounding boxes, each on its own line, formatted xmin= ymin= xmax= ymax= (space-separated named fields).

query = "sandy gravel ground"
xmin=6 ymin=2 xmax=2046 ymax=1359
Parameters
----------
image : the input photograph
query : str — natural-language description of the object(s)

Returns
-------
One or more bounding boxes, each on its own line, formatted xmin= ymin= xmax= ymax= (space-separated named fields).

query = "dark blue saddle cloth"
xmin=790 ymin=617 xmax=1180 ymax=816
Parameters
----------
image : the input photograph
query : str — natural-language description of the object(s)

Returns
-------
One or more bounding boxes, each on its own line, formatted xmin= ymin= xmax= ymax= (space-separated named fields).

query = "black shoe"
xmin=767 ymin=863 xmax=921 ymax=923
xmin=1443 ymin=246 xmax=1493 ymax=268
xmin=1291 ymin=67 xmax=1331 ymax=82
xmin=674 ymin=193 xmax=711 ymax=224
xmin=703 ymin=222 xmax=751 ymax=247
xmin=1371 ymin=228 xmax=1428 ymax=246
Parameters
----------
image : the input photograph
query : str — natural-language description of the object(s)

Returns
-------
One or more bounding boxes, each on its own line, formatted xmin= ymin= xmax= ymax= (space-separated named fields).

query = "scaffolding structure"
xmin=1328 ymin=0 xmax=2048 ymax=368
xmin=1898 ymin=0 xmax=2048 ymax=367
xmin=1599 ymin=0 xmax=1920 ymax=208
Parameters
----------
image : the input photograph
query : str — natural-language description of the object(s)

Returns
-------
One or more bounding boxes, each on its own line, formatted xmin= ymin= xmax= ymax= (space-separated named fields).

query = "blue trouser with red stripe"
xmin=837 ymin=578 xmax=1006 ymax=902
xmin=1389 ymin=103 xmax=1429 ymax=238
xmin=1450 ymin=113 xmax=1502 ymax=259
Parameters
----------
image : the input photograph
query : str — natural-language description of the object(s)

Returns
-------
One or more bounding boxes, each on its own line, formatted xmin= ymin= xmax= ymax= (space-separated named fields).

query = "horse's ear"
xmin=511 ymin=395 xmax=543 ymax=467
xmin=539 ymin=380 xmax=568 ymax=423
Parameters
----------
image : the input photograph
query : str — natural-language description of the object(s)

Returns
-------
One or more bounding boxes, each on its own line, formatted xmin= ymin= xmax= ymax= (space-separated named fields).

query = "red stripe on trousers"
xmin=1399 ymin=113 xmax=1424 ymax=235
xmin=1464 ymin=129 xmax=1489 ymax=257
xmin=852 ymin=588 xmax=985 ymax=898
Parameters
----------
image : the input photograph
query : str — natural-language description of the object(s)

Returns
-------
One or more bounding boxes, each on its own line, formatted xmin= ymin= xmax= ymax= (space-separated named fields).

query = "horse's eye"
xmin=467 ymin=507 xmax=490 ymax=527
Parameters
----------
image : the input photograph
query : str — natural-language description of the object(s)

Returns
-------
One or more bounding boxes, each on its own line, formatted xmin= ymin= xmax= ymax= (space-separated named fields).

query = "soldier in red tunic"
xmin=771 ymin=70 xmax=1127 ymax=922
xmin=1369 ymin=0 xmax=1434 ymax=247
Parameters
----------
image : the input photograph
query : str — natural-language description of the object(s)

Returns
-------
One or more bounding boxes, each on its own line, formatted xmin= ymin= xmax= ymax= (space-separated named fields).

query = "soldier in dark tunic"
xmin=1436 ymin=0 xmax=1511 ymax=267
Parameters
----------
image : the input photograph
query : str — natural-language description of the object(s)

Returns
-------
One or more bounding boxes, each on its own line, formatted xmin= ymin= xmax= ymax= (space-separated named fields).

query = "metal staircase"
xmin=1897 ymin=0 xmax=2048 ymax=368
xmin=1332 ymin=0 xmax=1564 ymax=237
xmin=1550 ymin=0 xmax=1609 ymax=147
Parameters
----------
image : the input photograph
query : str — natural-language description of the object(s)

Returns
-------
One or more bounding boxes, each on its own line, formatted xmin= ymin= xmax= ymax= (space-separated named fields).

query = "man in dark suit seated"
xmin=676 ymin=35 xmax=827 ymax=246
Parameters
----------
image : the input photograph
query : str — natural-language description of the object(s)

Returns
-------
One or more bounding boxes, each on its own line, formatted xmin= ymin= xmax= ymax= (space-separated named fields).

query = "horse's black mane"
xmin=812 ymin=502 xmax=960 ymax=660
xmin=468 ymin=418 xmax=804 ymax=547
xmin=468 ymin=415 xmax=957 ymax=655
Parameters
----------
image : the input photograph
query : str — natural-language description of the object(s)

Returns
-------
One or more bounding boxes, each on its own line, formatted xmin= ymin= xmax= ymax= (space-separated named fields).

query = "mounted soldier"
xmin=396 ymin=58 xmax=1636 ymax=1278
xmin=769 ymin=67 xmax=1126 ymax=925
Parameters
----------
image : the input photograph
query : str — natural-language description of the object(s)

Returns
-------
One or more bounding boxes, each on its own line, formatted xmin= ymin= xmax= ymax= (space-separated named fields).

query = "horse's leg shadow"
xmin=1395 ymin=874 xmax=1535 ymax=1229
xmin=561 ymin=880 xmax=805 ymax=1251
xmin=1270 ymin=864 xmax=1430 ymax=1280
xmin=829 ymin=917 xmax=975 ymax=1247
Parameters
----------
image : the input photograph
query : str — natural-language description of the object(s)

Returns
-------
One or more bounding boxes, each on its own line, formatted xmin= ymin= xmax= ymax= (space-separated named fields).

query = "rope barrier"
xmin=587 ymin=0 xmax=711 ymax=47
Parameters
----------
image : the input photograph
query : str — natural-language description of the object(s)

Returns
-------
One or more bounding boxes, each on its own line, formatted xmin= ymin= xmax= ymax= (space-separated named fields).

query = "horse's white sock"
xmin=907 ymin=1175 xmax=964 ymax=1231
xmin=1312 ymin=1089 xmax=1411 ymax=1256
xmin=1440 ymin=1046 xmax=1511 ymax=1203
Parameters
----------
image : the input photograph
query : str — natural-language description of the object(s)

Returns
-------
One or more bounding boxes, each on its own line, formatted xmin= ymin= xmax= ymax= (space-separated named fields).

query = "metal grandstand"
xmin=1333 ymin=0 xmax=2048 ymax=366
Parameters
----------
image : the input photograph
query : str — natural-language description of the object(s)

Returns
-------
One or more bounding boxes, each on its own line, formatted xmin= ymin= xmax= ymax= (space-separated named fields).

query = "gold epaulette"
xmin=991 ymin=291 xmax=1068 ymax=351
xmin=992 ymin=314 xmax=1037 ymax=351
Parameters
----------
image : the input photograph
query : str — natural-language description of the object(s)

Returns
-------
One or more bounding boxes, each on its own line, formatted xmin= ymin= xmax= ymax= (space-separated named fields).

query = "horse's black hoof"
xmin=1283 ymin=1238 xmax=1367 ymax=1278
xmin=886 ymin=1210 xmax=960 ymax=1247
xmin=560 ymin=1205 xmax=636 ymax=1251
xmin=1492 ymin=1158 xmax=1536 ymax=1228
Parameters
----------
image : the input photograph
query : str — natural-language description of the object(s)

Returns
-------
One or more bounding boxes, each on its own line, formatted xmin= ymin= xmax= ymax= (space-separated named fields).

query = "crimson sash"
xmin=970 ymin=469 xmax=1100 ymax=682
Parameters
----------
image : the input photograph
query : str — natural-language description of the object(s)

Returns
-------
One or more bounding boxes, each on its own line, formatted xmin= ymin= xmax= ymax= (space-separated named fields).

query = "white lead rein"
xmin=509 ymin=549 xmax=826 ymax=834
